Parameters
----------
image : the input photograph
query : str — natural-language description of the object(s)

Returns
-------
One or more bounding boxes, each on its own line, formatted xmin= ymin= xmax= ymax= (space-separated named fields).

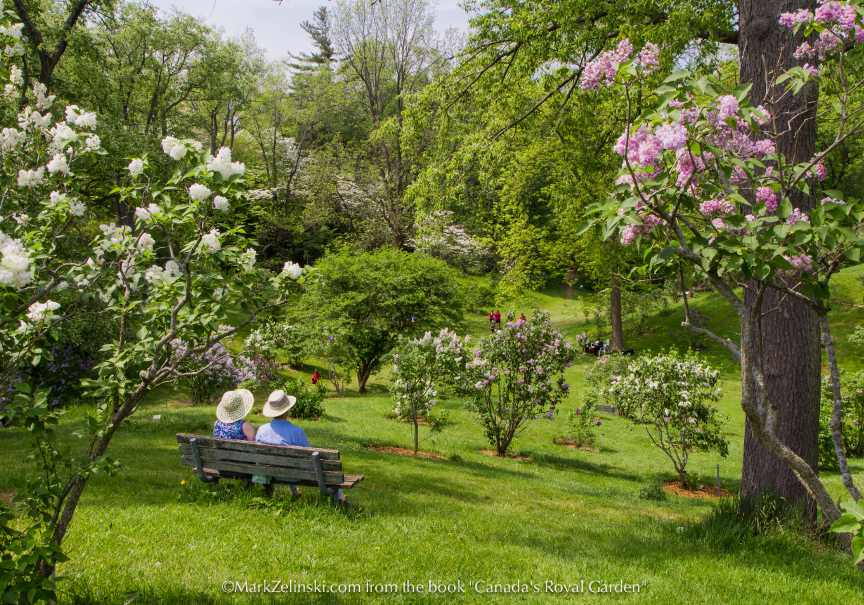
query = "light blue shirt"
xmin=255 ymin=419 xmax=309 ymax=447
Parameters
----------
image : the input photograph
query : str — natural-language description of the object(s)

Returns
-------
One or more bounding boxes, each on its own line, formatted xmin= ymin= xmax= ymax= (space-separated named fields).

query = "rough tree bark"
xmin=738 ymin=0 xmax=821 ymax=519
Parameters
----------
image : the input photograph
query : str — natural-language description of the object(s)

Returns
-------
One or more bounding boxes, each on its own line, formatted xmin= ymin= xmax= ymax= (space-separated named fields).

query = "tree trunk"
xmin=738 ymin=0 xmax=821 ymax=517
xmin=738 ymin=0 xmax=821 ymax=519
xmin=357 ymin=363 xmax=372 ymax=394
xmin=610 ymin=279 xmax=624 ymax=352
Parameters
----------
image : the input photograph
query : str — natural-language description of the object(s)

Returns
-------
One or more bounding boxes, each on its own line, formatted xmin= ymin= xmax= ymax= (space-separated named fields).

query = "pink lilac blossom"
xmin=779 ymin=9 xmax=813 ymax=29
xmin=821 ymin=196 xmax=846 ymax=205
xmin=815 ymin=2 xmax=857 ymax=30
xmin=785 ymin=254 xmax=814 ymax=272
xmin=613 ymin=126 xmax=662 ymax=168
xmin=756 ymin=187 xmax=779 ymax=212
xmin=794 ymin=42 xmax=816 ymax=60
xmin=711 ymin=218 xmax=726 ymax=230
xmin=754 ymin=105 xmax=771 ymax=126
xmin=699 ymin=198 xmax=735 ymax=216
xmin=716 ymin=95 xmax=739 ymax=121
xmin=655 ymin=122 xmax=688 ymax=150
xmin=637 ymin=43 xmax=660 ymax=72
xmin=753 ymin=139 xmax=776 ymax=157
xmin=581 ymin=39 xmax=633 ymax=90
xmin=803 ymin=64 xmax=820 ymax=77
xmin=786 ymin=207 xmax=810 ymax=225
xmin=745 ymin=214 xmax=757 ymax=222
xmin=813 ymin=161 xmax=827 ymax=181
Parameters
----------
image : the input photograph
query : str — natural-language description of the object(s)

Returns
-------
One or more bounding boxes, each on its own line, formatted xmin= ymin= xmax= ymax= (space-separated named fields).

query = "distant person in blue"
xmin=213 ymin=389 xmax=256 ymax=441
xmin=256 ymin=390 xmax=309 ymax=447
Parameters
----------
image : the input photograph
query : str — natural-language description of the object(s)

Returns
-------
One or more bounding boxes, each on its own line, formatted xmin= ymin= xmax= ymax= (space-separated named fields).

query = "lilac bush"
xmin=175 ymin=340 xmax=256 ymax=404
xmin=465 ymin=312 xmax=573 ymax=456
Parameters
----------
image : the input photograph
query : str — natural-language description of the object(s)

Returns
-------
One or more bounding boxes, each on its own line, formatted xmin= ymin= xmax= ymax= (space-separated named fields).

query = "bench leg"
xmin=263 ymin=483 xmax=274 ymax=498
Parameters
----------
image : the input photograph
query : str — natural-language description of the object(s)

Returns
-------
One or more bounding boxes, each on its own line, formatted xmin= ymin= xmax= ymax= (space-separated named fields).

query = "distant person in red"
xmin=311 ymin=370 xmax=321 ymax=385
xmin=494 ymin=309 xmax=502 ymax=329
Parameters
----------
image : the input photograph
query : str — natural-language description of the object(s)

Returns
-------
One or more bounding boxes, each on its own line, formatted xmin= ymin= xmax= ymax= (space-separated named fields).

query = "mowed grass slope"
xmin=2 ymin=268 xmax=864 ymax=604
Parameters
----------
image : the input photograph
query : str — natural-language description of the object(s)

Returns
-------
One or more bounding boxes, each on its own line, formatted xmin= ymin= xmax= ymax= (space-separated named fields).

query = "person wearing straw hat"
xmin=255 ymin=389 xmax=309 ymax=447
xmin=213 ymin=389 xmax=256 ymax=441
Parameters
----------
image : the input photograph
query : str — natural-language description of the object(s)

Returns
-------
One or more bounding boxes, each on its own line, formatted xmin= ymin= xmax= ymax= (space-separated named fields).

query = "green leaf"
xmin=829 ymin=513 xmax=861 ymax=534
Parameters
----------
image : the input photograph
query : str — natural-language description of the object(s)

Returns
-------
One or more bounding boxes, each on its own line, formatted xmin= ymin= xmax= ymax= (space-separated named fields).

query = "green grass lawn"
xmin=3 ymin=270 xmax=864 ymax=604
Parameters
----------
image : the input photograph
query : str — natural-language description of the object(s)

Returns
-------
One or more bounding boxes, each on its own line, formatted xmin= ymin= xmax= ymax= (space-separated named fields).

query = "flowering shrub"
xmin=391 ymin=328 xmax=470 ymax=452
xmin=175 ymin=341 xmax=256 ymax=404
xmin=0 ymin=18 xmax=301 ymax=595
xmin=413 ymin=210 xmax=494 ymax=274
xmin=242 ymin=321 xmax=309 ymax=381
xmin=464 ymin=312 xmax=573 ymax=456
xmin=608 ymin=350 xmax=728 ymax=487
xmin=271 ymin=375 xmax=326 ymax=420
xmin=561 ymin=353 xmax=633 ymax=449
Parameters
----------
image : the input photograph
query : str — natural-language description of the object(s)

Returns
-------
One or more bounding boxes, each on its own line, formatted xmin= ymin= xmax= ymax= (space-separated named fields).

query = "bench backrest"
xmin=176 ymin=433 xmax=345 ymax=486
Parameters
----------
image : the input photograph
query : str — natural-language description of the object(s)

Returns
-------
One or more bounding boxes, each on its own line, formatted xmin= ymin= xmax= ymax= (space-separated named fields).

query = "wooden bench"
xmin=176 ymin=433 xmax=363 ymax=504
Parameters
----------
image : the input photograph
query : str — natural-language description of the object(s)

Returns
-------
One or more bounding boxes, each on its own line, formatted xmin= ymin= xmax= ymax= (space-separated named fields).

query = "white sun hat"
xmin=216 ymin=389 xmax=254 ymax=424
xmin=262 ymin=389 xmax=297 ymax=418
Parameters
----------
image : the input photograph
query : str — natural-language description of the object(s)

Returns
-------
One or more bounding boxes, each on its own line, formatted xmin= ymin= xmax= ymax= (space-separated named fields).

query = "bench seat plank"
xmin=178 ymin=445 xmax=343 ymax=471
xmin=181 ymin=455 xmax=345 ymax=485
xmin=176 ymin=433 xmax=341 ymax=460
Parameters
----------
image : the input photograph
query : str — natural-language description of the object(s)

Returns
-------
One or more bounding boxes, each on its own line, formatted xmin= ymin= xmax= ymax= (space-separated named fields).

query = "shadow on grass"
xmin=508 ymin=500 xmax=864 ymax=594
xmin=523 ymin=451 xmax=641 ymax=483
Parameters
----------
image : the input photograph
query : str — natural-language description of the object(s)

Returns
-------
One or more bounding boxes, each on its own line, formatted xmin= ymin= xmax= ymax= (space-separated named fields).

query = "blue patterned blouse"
xmin=213 ymin=420 xmax=246 ymax=441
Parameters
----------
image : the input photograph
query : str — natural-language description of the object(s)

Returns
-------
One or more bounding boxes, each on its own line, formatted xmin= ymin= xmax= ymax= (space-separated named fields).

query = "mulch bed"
xmin=553 ymin=437 xmax=598 ymax=452
xmin=479 ymin=449 xmax=532 ymax=462
xmin=367 ymin=445 xmax=445 ymax=460
xmin=663 ymin=481 xmax=730 ymax=499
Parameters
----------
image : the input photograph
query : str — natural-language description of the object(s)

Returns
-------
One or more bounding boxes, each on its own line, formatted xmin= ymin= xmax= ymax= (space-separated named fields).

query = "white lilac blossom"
xmin=281 ymin=261 xmax=303 ymax=280
xmin=65 ymin=105 xmax=97 ymax=129
xmin=85 ymin=135 xmax=101 ymax=151
xmin=128 ymin=159 xmax=145 ymax=177
xmin=48 ymin=191 xmax=67 ymax=208
xmin=49 ymin=122 xmax=76 ymax=150
xmin=206 ymin=147 xmax=245 ymax=179
xmin=17 ymin=167 xmax=44 ymax=188
xmin=212 ymin=195 xmax=230 ymax=212
xmin=137 ymin=232 xmax=155 ymax=251
xmin=33 ymin=82 xmax=55 ymax=110
xmin=239 ymin=248 xmax=257 ymax=271
xmin=188 ymin=183 xmax=211 ymax=201
xmin=8 ymin=65 xmax=21 ymax=86
xmin=0 ymin=231 xmax=33 ymax=288
xmin=26 ymin=300 xmax=60 ymax=322
xmin=0 ymin=127 xmax=22 ymax=151
xmin=161 ymin=136 xmax=187 ymax=160
xmin=69 ymin=200 xmax=85 ymax=217
xmin=46 ymin=153 xmax=70 ymax=175
xmin=200 ymin=229 xmax=221 ymax=252
xmin=144 ymin=260 xmax=182 ymax=286
xmin=134 ymin=203 xmax=161 ymax=222
xmin=98 ymin=223 xmax=131 ymax=248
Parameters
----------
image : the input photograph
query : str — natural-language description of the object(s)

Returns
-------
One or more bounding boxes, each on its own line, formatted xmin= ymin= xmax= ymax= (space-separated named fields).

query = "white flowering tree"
xmin=390 ymin=328 xmax=469 ymax=452
xmin=609 ymin=351 xmax=729 ymax=488
xmin=0 ymin=20 xmax=303 ymax=599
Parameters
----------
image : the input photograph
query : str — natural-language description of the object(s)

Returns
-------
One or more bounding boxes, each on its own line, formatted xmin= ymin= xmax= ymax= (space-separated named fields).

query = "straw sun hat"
xmin=216 ymin=389 xmax=254 ymax=424
xmin=262 ymin=389 xmax=297 ymax=418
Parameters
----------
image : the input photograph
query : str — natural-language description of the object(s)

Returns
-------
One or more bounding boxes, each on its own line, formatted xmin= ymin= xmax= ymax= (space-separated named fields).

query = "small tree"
xmin=465 ymin=312 xmax=573 ymax=456
xmin=609 ymin=350 xmax=728 ymax=488
xmin=391 ymin=328 xmax=468 ymax=452
xmin=298 ymin=247 xmax=464 ymax=393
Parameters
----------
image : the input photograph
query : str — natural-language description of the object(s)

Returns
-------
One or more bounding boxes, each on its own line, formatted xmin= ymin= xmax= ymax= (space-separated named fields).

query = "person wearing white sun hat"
xmin=255 ymin=389 xmax=309 ymax=447
xmin=212 ymin=389 xmax=256 ymax=441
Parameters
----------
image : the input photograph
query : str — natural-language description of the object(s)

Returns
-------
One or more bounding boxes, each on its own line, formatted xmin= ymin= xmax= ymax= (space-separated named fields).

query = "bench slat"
xmin=176 ymin=433 xmax=341 ymax=461
xmin=179 ymin=445 xmax=343 ymax=472
xmin=180 ymin=456 xmax=345 ymax=485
